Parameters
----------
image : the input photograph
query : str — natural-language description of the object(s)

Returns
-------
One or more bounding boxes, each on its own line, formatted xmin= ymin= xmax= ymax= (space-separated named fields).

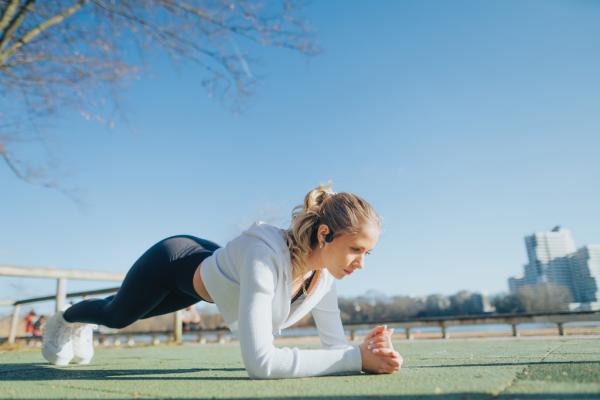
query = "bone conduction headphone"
xmin=325 ymin=232 xmax=334 ymax=243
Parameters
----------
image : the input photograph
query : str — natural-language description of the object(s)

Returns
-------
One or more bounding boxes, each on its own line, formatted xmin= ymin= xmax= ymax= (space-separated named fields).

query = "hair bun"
xmin=304 ymin=182 xmax=336 ymax=212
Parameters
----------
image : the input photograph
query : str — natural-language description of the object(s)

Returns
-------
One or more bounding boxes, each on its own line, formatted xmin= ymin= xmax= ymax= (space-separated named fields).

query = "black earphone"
xmin=325 ymin=232 xmax=334 ymax=243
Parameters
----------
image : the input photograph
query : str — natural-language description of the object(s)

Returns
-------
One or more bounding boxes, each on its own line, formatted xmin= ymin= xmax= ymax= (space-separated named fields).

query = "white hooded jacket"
xmin=200 ymin=221 xmax=362 ymax=379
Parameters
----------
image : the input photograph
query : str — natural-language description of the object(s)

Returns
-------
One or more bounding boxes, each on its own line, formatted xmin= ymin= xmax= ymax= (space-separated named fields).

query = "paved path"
xmin=1 ymin=337 xmax=599 ymax=399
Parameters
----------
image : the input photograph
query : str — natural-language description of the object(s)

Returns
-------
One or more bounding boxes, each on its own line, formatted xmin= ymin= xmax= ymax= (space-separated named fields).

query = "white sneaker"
xmin=41 ymin=311 xmax=74 ymax=366
xmin=72 ymin=323 xmax=95 ymax=365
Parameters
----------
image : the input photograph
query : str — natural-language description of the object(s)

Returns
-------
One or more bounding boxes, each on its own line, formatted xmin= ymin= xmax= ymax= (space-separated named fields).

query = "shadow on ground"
xmin=0 ymin=363 xmax=248 ymax=381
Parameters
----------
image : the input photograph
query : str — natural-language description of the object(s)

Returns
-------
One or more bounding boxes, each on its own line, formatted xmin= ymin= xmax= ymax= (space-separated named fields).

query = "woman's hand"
xmin=359 ymin=325 xmax=402 ymax=374
xmin=364 ymin=325 xmax=395 ymax=353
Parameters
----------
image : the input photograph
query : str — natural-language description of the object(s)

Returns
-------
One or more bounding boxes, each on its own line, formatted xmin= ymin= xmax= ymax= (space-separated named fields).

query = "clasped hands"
xmin=359 ymin=324 xmax=402 ymax=374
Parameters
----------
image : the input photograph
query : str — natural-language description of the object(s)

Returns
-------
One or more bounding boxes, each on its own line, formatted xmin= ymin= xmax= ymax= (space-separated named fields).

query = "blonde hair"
xmin=285 ymin=182 xmax=381 ymax=278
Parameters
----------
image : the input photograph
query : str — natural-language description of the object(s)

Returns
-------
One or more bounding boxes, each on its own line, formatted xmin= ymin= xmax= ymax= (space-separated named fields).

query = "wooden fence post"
xmin=441 ymin=322 xmax=449 ymax=339
xmin=173 ymin=310 xmax=182 ymax=344
xmin=557 ymin=322 xmax=565 ymax=336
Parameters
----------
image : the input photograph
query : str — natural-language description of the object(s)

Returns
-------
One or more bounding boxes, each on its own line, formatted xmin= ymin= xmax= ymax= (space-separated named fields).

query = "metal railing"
xmin=1 ymin=328 xmax=232 ymax=346
xmin=4 ymin=266 xmax=600 ymax=346
xmin=0 ymin=264 xmax=183 ymax=345
xmin=343 ymin=310 xmax=600 ymax=340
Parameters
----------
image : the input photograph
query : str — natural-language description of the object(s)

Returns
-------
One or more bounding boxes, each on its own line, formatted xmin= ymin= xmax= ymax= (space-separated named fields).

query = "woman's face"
xmin=320 ymin=221 xmax=380 ymax=279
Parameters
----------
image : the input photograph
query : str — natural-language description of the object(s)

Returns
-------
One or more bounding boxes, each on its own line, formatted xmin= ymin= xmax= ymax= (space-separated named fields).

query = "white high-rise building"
xmin=524 ymin=226 xmax=576 ymax=265
xmin=509 ymin=226 xmax=576 ymax=296
xmin=508 ymin=227 xmax=600 ymax=310
xmin=524 ymin=226 xmax=576 ymax=287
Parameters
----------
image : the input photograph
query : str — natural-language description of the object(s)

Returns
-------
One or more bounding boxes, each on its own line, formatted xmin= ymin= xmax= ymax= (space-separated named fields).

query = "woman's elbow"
xmin=246 ymin=368 xmax=269 ymax=380
xmin=241 ymin=342 xmax=294 ymax=379
xmin=245 ymin=363 xmax=274 ymax=380
xmin=244 ymin=355 xmax=275 ymax=380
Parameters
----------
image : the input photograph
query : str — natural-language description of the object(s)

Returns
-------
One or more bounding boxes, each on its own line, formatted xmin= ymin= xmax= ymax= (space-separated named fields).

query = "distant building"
xmin=524 ymin=226 xmax=576 ymax=288
xmin=508 ymin=227 xmax=599 ymax=310
xmin=569 ymin=245 xmax=600 ymax=303
xmin=509 ymin=226 xmax=575 ymax=293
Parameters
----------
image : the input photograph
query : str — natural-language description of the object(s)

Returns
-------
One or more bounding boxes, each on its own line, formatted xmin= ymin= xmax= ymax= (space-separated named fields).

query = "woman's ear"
xmin=318 ymin=224 xmax=330 ymax=243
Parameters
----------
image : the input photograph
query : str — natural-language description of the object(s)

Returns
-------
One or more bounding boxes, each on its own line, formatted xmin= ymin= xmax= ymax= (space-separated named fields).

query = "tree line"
xmin=337 ymin=283 xmax=573 ymax=324
xmin=186 ymin=283 xmax=575 ymax=330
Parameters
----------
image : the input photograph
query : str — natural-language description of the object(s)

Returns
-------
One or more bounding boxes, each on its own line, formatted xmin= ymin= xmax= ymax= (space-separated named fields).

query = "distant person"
xmin=42 ymin=184 xmax=401 ymax=378
xmin=24 ymin=310 xmax=36 ymax=337
xmin=32 ymin=315 xmax=47 ymax=337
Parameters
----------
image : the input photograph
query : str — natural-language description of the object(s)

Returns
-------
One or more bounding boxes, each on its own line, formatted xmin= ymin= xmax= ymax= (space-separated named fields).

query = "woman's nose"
xmin=354 ymin=255 xmax=365 ymax=269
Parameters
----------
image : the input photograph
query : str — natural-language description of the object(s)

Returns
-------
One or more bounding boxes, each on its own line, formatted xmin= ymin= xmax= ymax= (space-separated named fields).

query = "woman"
xmin=42 ymin=184 xmax=402 ymax=378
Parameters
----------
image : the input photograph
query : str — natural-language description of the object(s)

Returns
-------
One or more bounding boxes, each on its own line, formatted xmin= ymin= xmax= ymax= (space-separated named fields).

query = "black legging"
xmin=63 ymin=235 xmax=220 ymax=329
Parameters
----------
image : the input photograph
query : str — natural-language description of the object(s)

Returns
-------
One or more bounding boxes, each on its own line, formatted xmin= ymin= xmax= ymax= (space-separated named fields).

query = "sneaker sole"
xmin=42 ymin=348 xmax=72 ymax=366
xmin=71 ymin=354 xmax=94 ymax=365
xmin=72 ymin=357 xmax=93 ymax=365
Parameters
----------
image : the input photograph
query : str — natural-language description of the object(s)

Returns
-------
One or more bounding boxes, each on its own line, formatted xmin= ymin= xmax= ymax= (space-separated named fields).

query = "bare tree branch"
xmin=0 ymin=0 xmax=319 ymax=201
xmin=0 ymin=0 xmax=22 ymax=34
xmin=0 ymin=0 xmax=33 ymax=52
xmin=0 ymin=0 xmax=85 ymax=65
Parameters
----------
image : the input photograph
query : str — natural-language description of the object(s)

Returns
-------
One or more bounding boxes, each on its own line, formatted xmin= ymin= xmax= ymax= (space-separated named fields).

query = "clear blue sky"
xmin=2 ymin=0 xmax=599 ymax=314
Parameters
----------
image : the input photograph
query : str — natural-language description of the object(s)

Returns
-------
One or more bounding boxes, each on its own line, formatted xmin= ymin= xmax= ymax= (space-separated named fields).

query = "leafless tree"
xmin=0 ymin=0 xmax=318 ymax=199
xmin=517 ymin=283 xmax=573 ymax=313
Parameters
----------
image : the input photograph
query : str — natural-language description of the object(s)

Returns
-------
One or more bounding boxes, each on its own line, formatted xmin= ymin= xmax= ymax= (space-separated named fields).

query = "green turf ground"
xmin=1 ymin=337 xmax=599 ymax=399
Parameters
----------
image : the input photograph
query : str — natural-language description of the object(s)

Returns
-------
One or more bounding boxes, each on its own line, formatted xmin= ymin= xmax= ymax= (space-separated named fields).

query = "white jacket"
xmin=200 ymin=221 xmax=362 ymax=379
